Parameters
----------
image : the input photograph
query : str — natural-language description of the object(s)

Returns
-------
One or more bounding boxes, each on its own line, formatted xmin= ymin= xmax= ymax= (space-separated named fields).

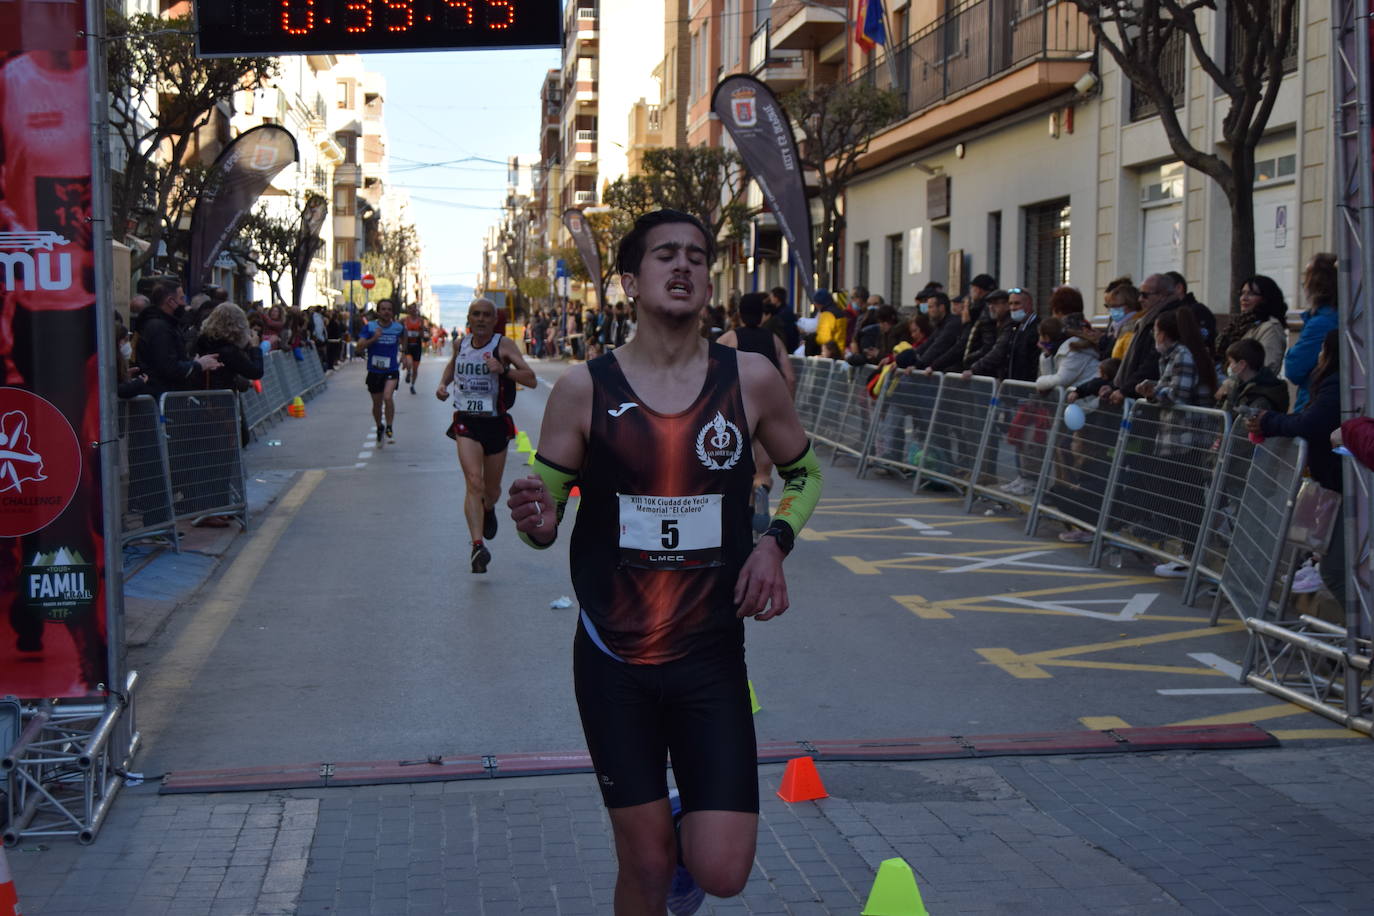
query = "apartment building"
xmin=768 ymin=0 xmax=1329 ymax=315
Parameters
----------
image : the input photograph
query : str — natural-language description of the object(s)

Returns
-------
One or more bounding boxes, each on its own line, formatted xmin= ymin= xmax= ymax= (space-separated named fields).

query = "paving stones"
xmin=7 ymin=745 xmax=1374 ymax=913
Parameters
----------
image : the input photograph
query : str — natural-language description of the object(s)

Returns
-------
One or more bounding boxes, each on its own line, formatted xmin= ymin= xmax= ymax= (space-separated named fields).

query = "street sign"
xmin=556 ymin=259 xmax=569 ymax=279
xmin=341 ymin=260 xmax=362 ymax=281
xmin=361 ymin=273 xmax=376 ymax=290
xmin=193 ymin=0 xmax=562 ymax=57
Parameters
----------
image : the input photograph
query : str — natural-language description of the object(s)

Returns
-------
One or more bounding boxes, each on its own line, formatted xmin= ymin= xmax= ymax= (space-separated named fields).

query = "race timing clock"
xmin=194 ymin=1 xmax=562 ymax=57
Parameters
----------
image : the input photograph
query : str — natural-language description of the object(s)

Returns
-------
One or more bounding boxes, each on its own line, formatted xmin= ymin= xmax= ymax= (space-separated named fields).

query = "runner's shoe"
xmin=666 ymin=789 xmax=704 ymax=915
xmin=376 ymin=423 xmax=385 ymax=449
xmin=386 ymin=425 xmax=395 ymax=443
xmin=471 ymin=542 xmax=491 ymax=574
xmin=410 ymin=383 xmax=417 ymax=395
xmin=484 ymin=507 xmax=498 ymax=540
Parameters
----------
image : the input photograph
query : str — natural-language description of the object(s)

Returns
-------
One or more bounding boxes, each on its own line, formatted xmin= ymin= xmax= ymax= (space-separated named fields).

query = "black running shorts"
xmin=365 ymin=371 xmax=400 ymax=394
xmin=447 ymin=413 xmax=515 ymax=455
xmin=406 ymin=344 xmax=423 ymax=362
xmin=573 ymin=623 xmax=759 ymax=813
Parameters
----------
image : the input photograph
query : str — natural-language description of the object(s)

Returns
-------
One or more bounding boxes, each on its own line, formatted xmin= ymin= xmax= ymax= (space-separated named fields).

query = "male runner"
xmin=507 ymin=210 xmax=823 ymax=914
xmin=355 ymin=298 xmax=404 ymax=447
xmin=437 ymin=297 xmax=536 ymax=574
xmin=401 ymin=303 xmax=426 ymax=395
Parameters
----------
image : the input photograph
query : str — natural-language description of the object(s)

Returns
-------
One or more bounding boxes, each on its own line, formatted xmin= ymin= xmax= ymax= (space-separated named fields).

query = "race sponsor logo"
xmin=0 ymin=230 xmax=75 ymax=292
xmin=23 ymin=546 xmax=95 ymax=621
xmin=0 ymin=388 xmax=82 ymax=537
xmin=695 ymin=411 xmax=744 ymax=471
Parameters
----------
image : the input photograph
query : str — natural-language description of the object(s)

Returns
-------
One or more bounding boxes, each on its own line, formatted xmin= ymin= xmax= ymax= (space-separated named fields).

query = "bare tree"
xmin=106 ymin=11 xmax=277 ymax=277
xmin=236 ymin=206 xmax=297 ymax=308
xmin=783 ymin=83 xmax=904 ymax=289
xmin=1067 ymin=0 xmax=1297 ymax=305
xmin=637 ymin=147 xmax=749 ymax=250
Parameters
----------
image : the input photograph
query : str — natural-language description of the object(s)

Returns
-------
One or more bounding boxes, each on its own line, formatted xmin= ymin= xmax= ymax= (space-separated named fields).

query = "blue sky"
xmin=362 ymin=47 xmax=560 ymax=311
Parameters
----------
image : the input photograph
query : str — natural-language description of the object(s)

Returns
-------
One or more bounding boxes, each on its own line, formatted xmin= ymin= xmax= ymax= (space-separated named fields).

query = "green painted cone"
xmin=748 ymin=680 xmax=761 ymax=715
xmin=861 ymin=858 xmax=928 ymax=916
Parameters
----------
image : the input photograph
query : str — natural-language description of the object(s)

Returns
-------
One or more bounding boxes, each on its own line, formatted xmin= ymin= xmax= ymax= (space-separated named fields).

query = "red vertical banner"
xmin=0 ymin=0 xmax=109 ymax=699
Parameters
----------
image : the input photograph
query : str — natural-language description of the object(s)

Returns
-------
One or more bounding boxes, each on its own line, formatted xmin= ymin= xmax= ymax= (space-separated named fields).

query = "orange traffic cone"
xmin=0 ymin=844 xmax=22 ymax=914
xmin=777 ymin=756 xmax=828 ymax=803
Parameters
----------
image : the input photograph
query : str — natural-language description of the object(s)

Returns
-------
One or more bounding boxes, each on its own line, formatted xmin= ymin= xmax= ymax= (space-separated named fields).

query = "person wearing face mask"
xmin=899 ymin=292 xmax=959 ymax=371
xmin=131 ymin=277 xmax=223 ymax=398
xmin=1005 ymin=288 xmax=1042 ymax=381
xmin=1098 ymin=279 xmax=1142 ymax=361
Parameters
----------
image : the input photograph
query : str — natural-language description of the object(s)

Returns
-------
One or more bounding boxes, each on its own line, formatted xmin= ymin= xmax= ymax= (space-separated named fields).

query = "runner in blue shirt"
xmin=356 ymin=298 xmax=405 ymax=447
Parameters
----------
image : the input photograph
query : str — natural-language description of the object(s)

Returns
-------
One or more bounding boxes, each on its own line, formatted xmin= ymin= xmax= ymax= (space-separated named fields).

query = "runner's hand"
xmin=483 ymin=352 xmax=504 ymax=374
xmin=507 ymin=475 xmax=555 ymax=541
xmin=435 ymin=384 xmax=449 ymax=401
xmin=734 ymin=538 xmax=788 ymax=621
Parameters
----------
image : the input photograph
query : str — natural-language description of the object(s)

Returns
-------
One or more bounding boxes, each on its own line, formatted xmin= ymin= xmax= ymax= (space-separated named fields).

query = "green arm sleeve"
xmin=519 ymin=453 xmax=578 ymax=550
xmin=770 ymin=441 xmax=823 ymax=540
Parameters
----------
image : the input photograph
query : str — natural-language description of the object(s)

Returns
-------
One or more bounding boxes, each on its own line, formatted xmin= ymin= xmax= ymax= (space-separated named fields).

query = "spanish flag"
xmin=855 ymin=0 xmax=887 ymax=53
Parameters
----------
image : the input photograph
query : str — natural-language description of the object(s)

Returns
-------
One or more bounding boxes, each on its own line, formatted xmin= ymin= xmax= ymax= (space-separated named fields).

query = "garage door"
xmin=1141 ymin=203 xmax=1183 ymax=280
xmin=1253 ymin=183 xmax=1297 ymax=306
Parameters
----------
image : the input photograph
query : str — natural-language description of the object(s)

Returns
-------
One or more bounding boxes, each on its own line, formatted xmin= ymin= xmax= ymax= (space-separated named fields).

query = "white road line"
xmin=355 ymin=462 xmax=367 ymax=469
xmin=538 ymin=376 xmax=554 ymax=389
xmin=1188 ymin=652 xmax=1244 ymax=679
xmin=995 ymin=593 xmax=1159 ymax=622
xmin=897 ymin=518 xmax=953 ymax=536
xmin=903 ymin=549 xmax=1090 ymax=573
xmin=1158 ymin=688 xmax=1260 ymax=695
xmin=358 ymin=451 xmax=373 ymax=460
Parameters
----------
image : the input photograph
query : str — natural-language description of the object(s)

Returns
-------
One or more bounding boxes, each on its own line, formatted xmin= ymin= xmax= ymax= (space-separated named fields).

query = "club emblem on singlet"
xmin=695 ymin=411 xmax=744 ymax=471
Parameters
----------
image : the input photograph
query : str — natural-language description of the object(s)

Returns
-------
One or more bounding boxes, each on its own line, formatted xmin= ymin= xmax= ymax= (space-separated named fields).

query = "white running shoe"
xmin=1058 ymin=529 xmax=1094 ymax=543
xmin=1290 ymin=562 xmax=1323 ymax=595
xmin=1153 ymin=561 xmax=1189 ymax=579
xmin=998 ymin=477 xmax=1032 ymax=496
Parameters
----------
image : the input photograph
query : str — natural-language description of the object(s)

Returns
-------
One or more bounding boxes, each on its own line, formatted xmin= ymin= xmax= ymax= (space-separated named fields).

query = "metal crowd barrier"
xmin=117 ymin=396 xmax=178 ymax=550
xmin=1029 ymin=397 xmax=1125 ymax=539
xmin=916 ymin=374 xmax=997 ymax=493
xmin=160 ymin=391 xmax=248 ymax=529
xmin=1088 ymin=400 xmax=1231 ymax=572
xmin=829 ymin=365 xmax=880 ymax=463
xmin=789 ymin=355 xmax=831 ymax=434
xmin=860 ymin=370 xmax=943 ymax=478
xmin=240 ymin=348 xmax=330 ymax=435
xmin=967 ymin=380 xmax=1066 ymax=514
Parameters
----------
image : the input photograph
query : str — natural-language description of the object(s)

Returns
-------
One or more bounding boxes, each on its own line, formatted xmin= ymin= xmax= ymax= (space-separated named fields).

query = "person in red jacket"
xmin=1333 ymin=416 xmax=1374 ymax=471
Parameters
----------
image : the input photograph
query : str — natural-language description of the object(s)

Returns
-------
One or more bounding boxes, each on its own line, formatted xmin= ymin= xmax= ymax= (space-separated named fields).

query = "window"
xmin=690 ymin=29 xmax=701 ymax=100
xmin=1024 ymin=199 xmax=1071 ymax=311
xmin=1254 ymin=154 xmax=1296 ymax=184
xmin=854 ymin=240 xmax=870 ymax=290
xmin=987 ymin=211 xmax=1002 ymax=281
xmin=334 ymin=188 xmax=355 ymax=216
xmin=721 ymin=0 xmax=740 ymax=73
xmin=1129 ymin=30 xmax=1185 ymax=122
xmin=336 ymin=80 xmax=352 ymax=109
xmin=887 ymin=234 xmax=903 ymax=305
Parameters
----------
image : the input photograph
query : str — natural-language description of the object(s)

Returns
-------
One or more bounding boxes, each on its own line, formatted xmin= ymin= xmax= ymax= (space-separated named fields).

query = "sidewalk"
xmin=7 ymin=740 xmax=1372 ymax=914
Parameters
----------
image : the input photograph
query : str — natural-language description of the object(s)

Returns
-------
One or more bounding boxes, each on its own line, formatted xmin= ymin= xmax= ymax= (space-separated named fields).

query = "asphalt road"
xmin=131 ymin=355 xmax=1356 ymax=779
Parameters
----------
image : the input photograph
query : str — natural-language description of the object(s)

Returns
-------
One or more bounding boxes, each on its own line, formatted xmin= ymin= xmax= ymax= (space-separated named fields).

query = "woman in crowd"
xmin=1214 ymin=274 xmax=1288 ymax=405
xmin=262 ymin=303 xmax=286 ymax=349
xmin=1100 ymin=279 xmax=1142 ymax=361
xmin=1253 ymin=330 xmax=1344 ymax=606
xmin=1285 ymin=253 xmax=1338 ymax=411
xmin=192 ymin=302 xmax=266 ymax=527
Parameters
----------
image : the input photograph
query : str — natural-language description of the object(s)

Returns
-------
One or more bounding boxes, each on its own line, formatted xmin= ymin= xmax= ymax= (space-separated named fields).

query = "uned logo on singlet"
xmin=695 ymin=411 xmax=743 ymax=471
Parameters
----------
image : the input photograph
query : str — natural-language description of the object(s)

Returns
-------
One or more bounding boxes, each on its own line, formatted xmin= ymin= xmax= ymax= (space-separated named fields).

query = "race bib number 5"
xmin=618 ymin=494 xmax=723 ymax=570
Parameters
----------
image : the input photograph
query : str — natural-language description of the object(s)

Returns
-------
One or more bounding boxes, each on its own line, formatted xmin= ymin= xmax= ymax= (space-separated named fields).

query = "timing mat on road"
xmin=158 ymin=723 xmax=1277 ymax=794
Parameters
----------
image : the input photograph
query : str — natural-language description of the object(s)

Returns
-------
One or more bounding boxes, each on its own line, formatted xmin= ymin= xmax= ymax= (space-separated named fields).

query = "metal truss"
xmin=2 ymin=673 xmax=140 ymax=846
xmin=1244 ymin=0 xmax=1374 ymax=732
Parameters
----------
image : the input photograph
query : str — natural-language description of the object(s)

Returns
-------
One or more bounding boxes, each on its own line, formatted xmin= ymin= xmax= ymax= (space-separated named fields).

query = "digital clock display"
xmin=194 ymin=1 xmax=562 ymax=57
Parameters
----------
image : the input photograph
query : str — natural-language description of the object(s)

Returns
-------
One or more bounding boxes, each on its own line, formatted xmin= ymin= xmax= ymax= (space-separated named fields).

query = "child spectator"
xmin=1220 ymin=338 xmax=1289 ymax=414
xmin=1035 ymin=317 xmax=1100 ymax=392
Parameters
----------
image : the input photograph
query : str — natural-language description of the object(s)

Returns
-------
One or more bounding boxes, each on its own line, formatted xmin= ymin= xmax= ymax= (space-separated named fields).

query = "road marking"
xmin=894 ymin=595 xmax=953 ymax=619
xmin=834 ymin=556 xmax=882 ymax=575
xmin=1270 ymin=728 xmax=1369 ymax=740
xmin=1158 ymin=688 xmax=1260 ymax=695
xmin=1169 ymin=703 xmax=1305 ymax=726
xmin=136 ymin=470 xmax=326 ymax=758
xmin=994 ymin=593 xmax=1159 ymax=621
xmin=897 ymin=518 xmax=952 ymax=536
xmin=978 ymin=622 xmax=1245 ymax=679
xmin=1187 ymin=652 xmax=1243 ymax=679
xmin=903 ymin=549 xmax=1091 ymax=574
xmin=1080 ymin=716 xmax=1131 ymax=729
xmin=358 ymin=451 xmax=373 ymax=460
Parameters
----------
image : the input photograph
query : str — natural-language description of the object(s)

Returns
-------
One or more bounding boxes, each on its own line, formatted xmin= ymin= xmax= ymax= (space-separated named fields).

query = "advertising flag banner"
xmin=290 ymin=192 xmax=329 ymax=311
xmin=186 ymin=124 xmax=298 ymax=297
xmin=0 ymin=0 xmax=109 ymax=698
xmin=562 ymin=208 xmax=604 ymax=303
xmin=710 ymin=75 xmax=816 ymax=302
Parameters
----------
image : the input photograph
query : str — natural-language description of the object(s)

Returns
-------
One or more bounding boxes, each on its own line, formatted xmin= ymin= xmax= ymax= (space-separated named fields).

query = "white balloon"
xmin=1063 ymin=402 xmax=1087 ymax=431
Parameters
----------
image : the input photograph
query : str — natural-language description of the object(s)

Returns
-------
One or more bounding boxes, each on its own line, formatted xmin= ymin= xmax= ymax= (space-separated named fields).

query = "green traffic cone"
xmin=748 ymin=680 xmax=761 ymax=715
xmin=862 ymin=858 xmax=928 ymax=916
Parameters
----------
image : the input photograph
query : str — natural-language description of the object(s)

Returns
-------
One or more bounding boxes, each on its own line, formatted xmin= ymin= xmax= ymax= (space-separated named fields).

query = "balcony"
xmin=574 ymin=4 xmax=598 ymax=44
xmin=1128 ymin=29 xmax=1184 ymax=122
xmin=575 ymin=129 xmax=598 ymax=143
xmin=749 ymin=21 xmax=807 ymax=92
xmin=771 ymin=0 xmax=846 ymax=53
xmin=848 ymin=0 xmax=1095 ymax=169
xmin=574 ymin=190 xmax=595 ymax=205
xmin=333 ymin=163 xmax=361 ymax=187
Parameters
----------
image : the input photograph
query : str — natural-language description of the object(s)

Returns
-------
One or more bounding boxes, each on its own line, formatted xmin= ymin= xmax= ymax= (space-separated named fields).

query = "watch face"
xmin=195 ymin=0 xmax=562 ymax=56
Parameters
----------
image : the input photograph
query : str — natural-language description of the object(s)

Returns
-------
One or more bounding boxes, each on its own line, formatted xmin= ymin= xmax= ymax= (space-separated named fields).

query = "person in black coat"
xmin=898 ymin=292 xmax=960 ymax=371
xmin=132 ymin=277 xmax=222 ymax=397
xmin=1251 ymin=329 xmax=1344 ymax=605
